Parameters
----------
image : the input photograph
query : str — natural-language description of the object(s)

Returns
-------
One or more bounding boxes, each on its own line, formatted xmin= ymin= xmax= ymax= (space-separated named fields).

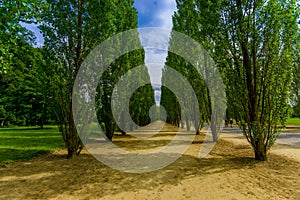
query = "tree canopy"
xmin=1 ymin=0 xmax=299 ymax=162
xmin=164 ymin=0 xmax=299 ymax=160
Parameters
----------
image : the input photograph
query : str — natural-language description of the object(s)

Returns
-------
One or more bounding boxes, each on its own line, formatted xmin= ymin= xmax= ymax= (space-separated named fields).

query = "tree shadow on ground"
xmin=1 ymin=138 xmax=298 ymax=200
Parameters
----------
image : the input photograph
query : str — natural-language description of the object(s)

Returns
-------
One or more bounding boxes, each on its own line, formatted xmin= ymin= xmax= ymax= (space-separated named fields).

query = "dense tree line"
xmin=161 ymin=0 xmax=299 ymax=160
xmin=1 ymin=0 xmax=155 ymax=158
xmin=0 ymin=0 xmax=53 ymax=127
xmin=291 ymin=36 xmax=300 ymax=118
xmin=0 ymin=43 xmax=55 ymax=127
xmin=161 ymin=0 xmax=211 ymax=136
xmin=1 ymin=0 xmax=299 ymax=162
xmin=94 ymin=0 xmax=155 ymax=140
xmin=39 ymin=0 xmax=154 ymax=157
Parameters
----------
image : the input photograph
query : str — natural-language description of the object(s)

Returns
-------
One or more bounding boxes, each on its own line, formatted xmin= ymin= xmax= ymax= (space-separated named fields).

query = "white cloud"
xmin=134 ymin=0 xmax=177 ymax=29
xmin=156 ymin=0 xmax=177 ymax=29
xmin=138 ymin=28 xmax=170 ymax=49
xmin=147 ymin=63 xmax=164 ymax=84
xmin=138 ymin=28 xmax=172 ymax=84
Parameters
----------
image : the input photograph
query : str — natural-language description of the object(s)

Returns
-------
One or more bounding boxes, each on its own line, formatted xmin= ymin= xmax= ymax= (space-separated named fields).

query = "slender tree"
xmin=40 ymin=0 xmax=106 ymax=158
xmin=291 ymin=33 xmax=300 ymax=118
xmin=96 ymin=0 xmax=155 ymax=140
xmin=194 ymin=0 xmax=299 ymax=160
xmin=161 ymin=0 xmax=211 ymax=135
xmin=160 ymin=85 xmax=181 ymax=126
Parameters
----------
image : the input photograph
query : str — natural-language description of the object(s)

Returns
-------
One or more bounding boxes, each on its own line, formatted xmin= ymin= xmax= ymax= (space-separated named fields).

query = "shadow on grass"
xmin=0 ymin=127 xmax=55 ymax=131
xmin=0 ymin=126 xmax=64 ymax=165
xmin=0 ymin=148 xmax=50 ymax=166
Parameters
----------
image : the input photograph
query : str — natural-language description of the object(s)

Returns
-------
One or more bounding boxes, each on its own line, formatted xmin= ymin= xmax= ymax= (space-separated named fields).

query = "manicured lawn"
xmin=0 ymin=126 xmax=64 ymax=165
xmin=286 ymin=118 xmax=300 ymax=125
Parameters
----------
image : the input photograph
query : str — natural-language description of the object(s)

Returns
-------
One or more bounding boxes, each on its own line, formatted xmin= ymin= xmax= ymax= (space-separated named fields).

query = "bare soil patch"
xmin=1 ymin=122 xmax=299 ymax=200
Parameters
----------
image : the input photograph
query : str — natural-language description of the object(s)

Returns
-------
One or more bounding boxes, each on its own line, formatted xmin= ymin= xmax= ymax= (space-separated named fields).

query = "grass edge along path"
xmin=0 ymin=118 xmax=299 ymax=166
xmin=286 ymin=118 xmax=300 ymax=125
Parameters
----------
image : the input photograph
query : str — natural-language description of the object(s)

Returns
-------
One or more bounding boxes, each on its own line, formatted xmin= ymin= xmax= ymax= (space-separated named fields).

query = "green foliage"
xmin=39 ymin=0 xmax=154 ymax=153
xmin=0 ymin=42 xmax=53 ymax=127
xmin=0 ymin=0 xmax=48 ymax=74
xmin=161 ymin=0 xmax=211 ymax=135
xmin=160 ymin=86 xmax=181 ymax=126
xmin=129 ymin=84 xmax=155 ymax=126
xmin=194 ymin=0 xmax=298 ymax=160
xmin=0 ymin=0 xmax=54 ymax=127
xmin=0 ymin=126 xmax=64 ymax=165
xmin=291 ymin=33 xmax=300 ymax=118
xmin=168 ymin=0 xmax=298 ymax=160
xmin=39 ymin=0 xmax=99 ymax=158
xmin=95 ymin=0 xmax=155 ymax=140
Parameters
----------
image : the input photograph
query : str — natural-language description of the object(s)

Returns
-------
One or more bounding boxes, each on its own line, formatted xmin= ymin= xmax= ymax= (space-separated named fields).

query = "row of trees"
xmin=161 ymin=0 xmax=212 ymax=136
xmin=161 ymin=0 xmax=299 ymax=160
xmin=1 ymin=0 xmax=299 ymax=161
xmin=1 ymin=0 xmax=155 ymax=158
xmin=0 ymin=43 xmax=55 ymax=127
xmin=291 ymin=40 xmax=300 ymax=117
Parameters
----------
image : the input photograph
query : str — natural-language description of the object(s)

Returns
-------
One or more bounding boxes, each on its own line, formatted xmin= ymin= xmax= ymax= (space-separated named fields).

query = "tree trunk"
xmin=212 ymin=131 xmax=218 ymax=142
xmin=39 ymin=117 xmax=44 ymax=129
xmin=66 ymin=102 xmax=82 ymax=159
xmin=66 ymin=120 xmax=78 ymax=159
xmin=254 ymin=136 xmax=267 ymax=161
xmin=66 ymin=0 xmax=84 ymax=159
xmin=195 ymin=123 xmax=202 ymax=135
xmin=185 ymin=114 xmax=190 ymax=131
xmin=105 ymin=119 xmax=114 ymax=141
xmin=67 ymin=148 xmax=75 ymax=159
xmin=120 ymin=130 xmax=126 ymax=136
xmin=120 ymin=110 xmax=126 ymax=135
xmin=180 ymin=120 xmax=184 ymax=128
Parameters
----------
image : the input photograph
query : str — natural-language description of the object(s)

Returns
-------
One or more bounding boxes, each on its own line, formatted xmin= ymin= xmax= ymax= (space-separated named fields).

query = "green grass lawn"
xmin=286 ymin=118 xmax=300 ymax=125
xmin=0 ymin=126 xmax=64 ymax=165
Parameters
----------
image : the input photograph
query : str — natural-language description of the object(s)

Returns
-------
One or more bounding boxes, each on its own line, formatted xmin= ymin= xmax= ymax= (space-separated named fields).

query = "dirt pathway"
xmin=221 ymin=126 xmax=300 ymax=162
xmin=1 ymin=121 xmax=299 ymax=200
xmin=222 ymin=126 xmax=300 ymax=148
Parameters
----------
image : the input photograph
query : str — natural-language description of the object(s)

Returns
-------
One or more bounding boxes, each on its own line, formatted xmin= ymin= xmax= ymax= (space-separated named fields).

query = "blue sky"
xmin=23 ymin=0 xmax=177 ymax=46
xmin=134 ymin=0 xmax=176 ymax=29
xmin=134 ymin=0 xmax=177 ymax=84
xmin=22 ymin=0 xmax=177 ymax=85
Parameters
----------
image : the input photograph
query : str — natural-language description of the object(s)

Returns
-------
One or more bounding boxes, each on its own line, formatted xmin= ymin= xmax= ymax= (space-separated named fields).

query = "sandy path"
xmin=222 ymin=126 xmax=300 ymax=148
xmin=1 ymin=121 xmax=299 ymax=200
xmin=221 ymin=126 xmax=300 ymax=162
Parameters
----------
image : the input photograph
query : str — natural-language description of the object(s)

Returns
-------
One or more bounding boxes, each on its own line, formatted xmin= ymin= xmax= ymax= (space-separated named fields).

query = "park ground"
xmin=0 ymin=121 xmax=299 ymax=200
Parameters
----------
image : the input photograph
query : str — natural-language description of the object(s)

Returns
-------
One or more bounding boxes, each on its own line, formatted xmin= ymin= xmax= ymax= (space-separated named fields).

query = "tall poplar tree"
xmin=165 ymin=0 xmax=298 ymax=160
xmin=161 ymin=0 xmax=211 ymax=135
xmin=40 ymin=0 xmax=126 ymax=158
xmin=291 ymin=34 xmax=300 ymax=117
xmin=194 ymin=0 xmax=299 ymax=160
xmin=95 ymin=0 xmax=155 ymax=140
xmin=40 ymin=0 xmax=154 ymax=152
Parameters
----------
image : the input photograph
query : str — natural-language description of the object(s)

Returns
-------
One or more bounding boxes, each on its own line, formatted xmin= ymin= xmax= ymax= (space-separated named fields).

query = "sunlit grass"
xmin=286 ymin=118 xmax=300 ymax=125
xmin=0 ymin=126 xmax=64 ymax=165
